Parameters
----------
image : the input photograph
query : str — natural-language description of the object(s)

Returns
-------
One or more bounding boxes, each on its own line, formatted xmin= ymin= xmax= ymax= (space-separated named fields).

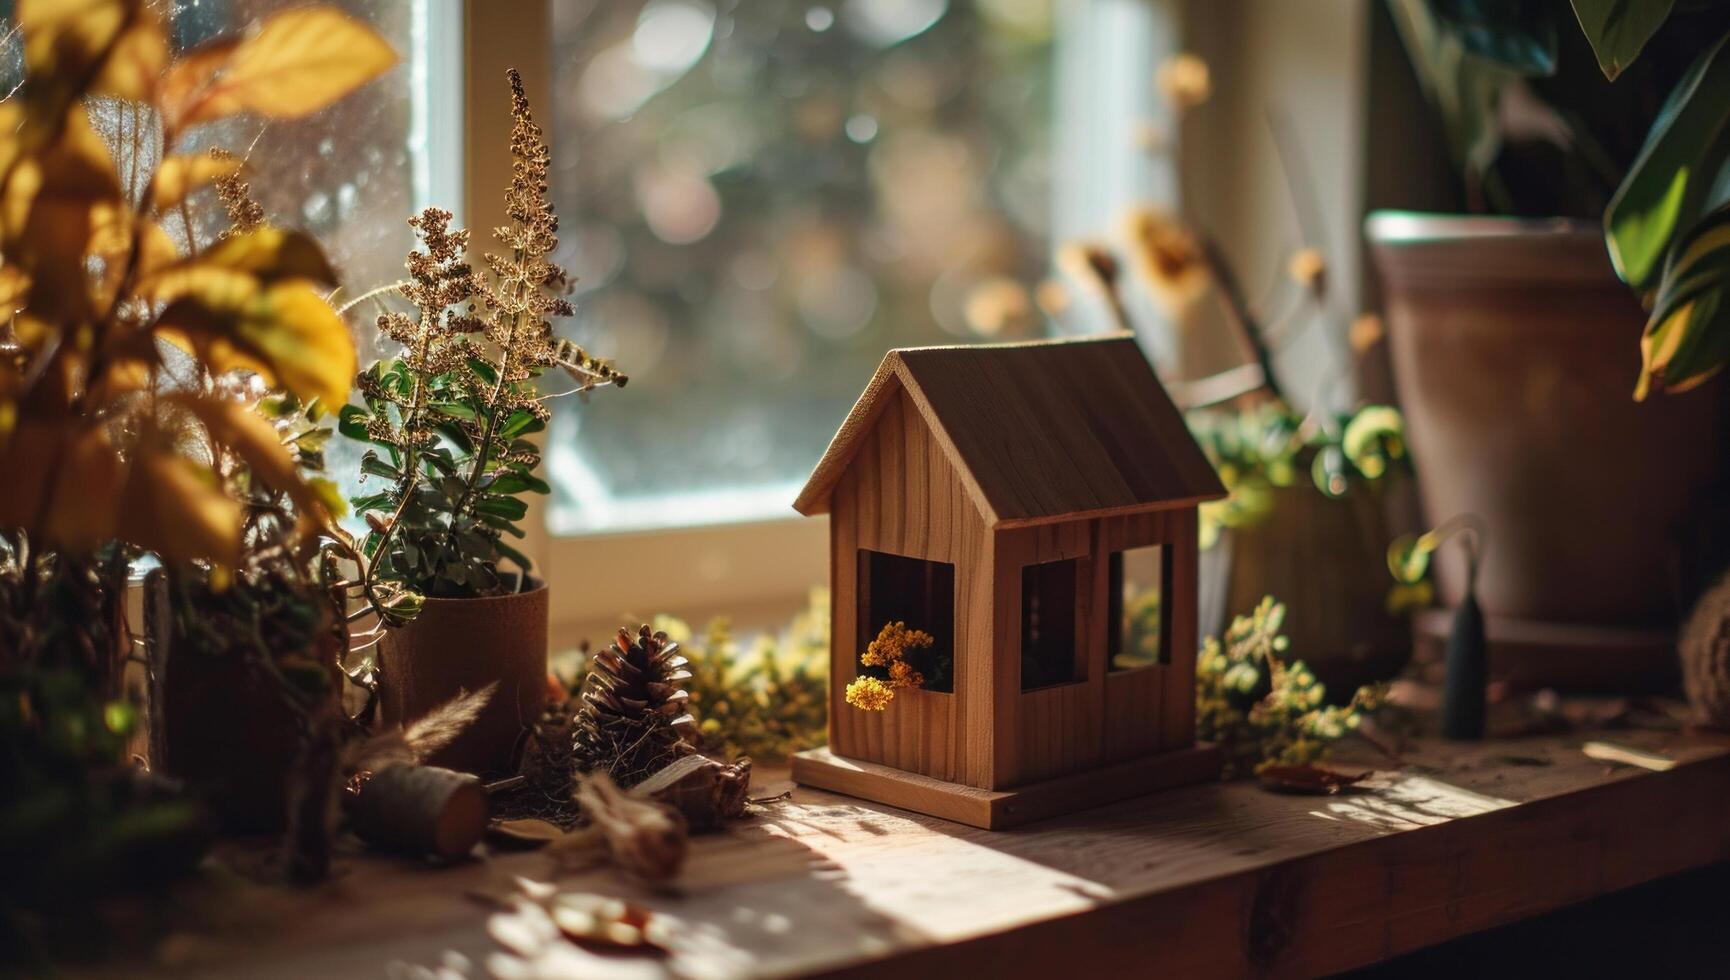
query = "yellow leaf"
xmin=169 ymin=392 xmax=332 ymax=528
xmin=0 ymin=266 xmax=32 ymax=314
xmin=159 ymin=38 xmax=238 ymax=131
xmin=2 ymin=105 xmax=121 ymax=322
xmin=117 ymin=451 xmax=243 ymax=567
xmin=0 ymin=419 xmax=123 ymax=550
xmin=154 ymin=280 xmax=357 ymax=409
xmin=139 ymin=227 xmax=338 ymax=300
xmin=198 ymin=226 xmax=338 ymax=284
xmin=148 ymin=152 xmax=244 ymax=211
xmin=174 ymin=7 xmax=396 ymax=129
xmin=17 ymin=0 xmax=162 ymax=109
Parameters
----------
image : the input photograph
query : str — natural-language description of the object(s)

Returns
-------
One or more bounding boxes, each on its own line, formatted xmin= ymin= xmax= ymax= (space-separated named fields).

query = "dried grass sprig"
xmin=341 ymin=70 xmax=625 ymax=601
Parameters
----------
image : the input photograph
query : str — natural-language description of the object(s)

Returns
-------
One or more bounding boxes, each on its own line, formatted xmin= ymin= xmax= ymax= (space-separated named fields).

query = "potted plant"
xmin=0 ymin=0 xmax=390 ymax=909
xmin=1373 ymin=1 xmax=1730 ymax=690
xmin=339 ymin=73 xmax=626 ymax=777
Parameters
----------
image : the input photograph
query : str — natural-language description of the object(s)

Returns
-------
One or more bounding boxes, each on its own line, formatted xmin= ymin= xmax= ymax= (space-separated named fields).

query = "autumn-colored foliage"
xmin=0 ymin=0 xmax=393 ymax=571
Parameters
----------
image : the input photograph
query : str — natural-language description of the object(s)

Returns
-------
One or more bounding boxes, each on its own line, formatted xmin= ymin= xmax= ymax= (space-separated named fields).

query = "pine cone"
xmin=572 ymin=625 xmax=697 ymax=785
xmin=1682 ymin=574 xmax=1730 ymax=727
xmin=519 ymin=697 xmax=576 ymax=798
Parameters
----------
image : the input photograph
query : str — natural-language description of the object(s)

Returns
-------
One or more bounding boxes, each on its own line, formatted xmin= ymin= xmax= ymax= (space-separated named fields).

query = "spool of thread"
xmin=348 ymin=764 xmax=488 ymax=860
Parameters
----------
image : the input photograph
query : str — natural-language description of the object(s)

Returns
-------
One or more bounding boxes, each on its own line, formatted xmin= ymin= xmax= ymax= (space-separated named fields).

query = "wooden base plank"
xmin=792 ymin=743 xmax=1223 ymax=829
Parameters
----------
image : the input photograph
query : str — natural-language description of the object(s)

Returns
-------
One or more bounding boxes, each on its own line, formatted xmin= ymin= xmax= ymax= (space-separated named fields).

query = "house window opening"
xmin=858 ymin=550 xmax=956 ymax=694
xmin=1021 ymin=559 xmax=1079 ymax=691
xmin=1108 ymin=545 xmax=1170 ymax=671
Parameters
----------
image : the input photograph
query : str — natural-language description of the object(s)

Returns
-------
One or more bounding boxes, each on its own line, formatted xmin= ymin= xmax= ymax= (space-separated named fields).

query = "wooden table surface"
xmin=93 ymin=729 xmax=1730 ymax=979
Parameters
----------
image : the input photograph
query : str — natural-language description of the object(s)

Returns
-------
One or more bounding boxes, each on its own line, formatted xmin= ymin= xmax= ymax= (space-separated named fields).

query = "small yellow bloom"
xmin=845 ymin=676 xmax=895 ymax=711
xmin=1158 ymin=53 xmax=1210 ymax=111
xmin=1119 ymin=206 xmax=1209 ymax=321
xmin=887 ymin=658 xmax=924 ymax=689
xmin=1349 ymin=313 xmax=1384 ymax=354
xmin=1287 ymin=247 xmax=1326 ymax=296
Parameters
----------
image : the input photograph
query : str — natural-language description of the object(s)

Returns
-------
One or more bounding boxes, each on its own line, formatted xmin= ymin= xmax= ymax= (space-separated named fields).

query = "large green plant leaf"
xmin=1427 ymin=0 xmax=1560 ymax=75
xmin=1569 ymin=0 xmax=1676 ymax=80
xmin=1637 ymin=202 xmax=1730 ymax=394
xmin=1605 ymin=33 xmax=1730 ymax=293
xmin=1388 ymin=0 xmax=1519 ymax=204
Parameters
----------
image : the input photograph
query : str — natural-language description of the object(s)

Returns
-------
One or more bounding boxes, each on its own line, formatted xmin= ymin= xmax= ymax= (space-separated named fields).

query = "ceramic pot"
xmin=144 ymin=570 xmax=336 ymax=833
xmin=1367 ymin=211 xmax=1730 ymax=691
xmin=378 ymin=580 xmax=549 ymax=776
xmin=1221 ymin=478 xmax=1410 ymax=697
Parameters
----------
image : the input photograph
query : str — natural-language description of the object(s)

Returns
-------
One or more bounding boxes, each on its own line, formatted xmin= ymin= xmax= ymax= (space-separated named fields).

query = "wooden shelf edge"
xmin=806 ymin=748 xmax=1730 ymax=978
xmin=792 ymin=744 xmax=1223 ymax=829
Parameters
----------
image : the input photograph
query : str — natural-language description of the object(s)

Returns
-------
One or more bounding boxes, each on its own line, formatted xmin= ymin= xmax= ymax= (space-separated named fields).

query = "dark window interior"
xmin=1020 ymin=558 xmax=1078 ymax=690
xmin=858 ymin=550 xmax=956 ymax=693
xmin=1108 ymin=545 xmax=1171 ymax=671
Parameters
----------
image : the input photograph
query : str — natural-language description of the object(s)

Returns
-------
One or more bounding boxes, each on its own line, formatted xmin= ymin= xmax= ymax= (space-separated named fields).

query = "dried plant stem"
xmin=443 ymin=245 xmax=529 ymax=570
xmin=1197 ymin=233 xmax=1285 ymax=402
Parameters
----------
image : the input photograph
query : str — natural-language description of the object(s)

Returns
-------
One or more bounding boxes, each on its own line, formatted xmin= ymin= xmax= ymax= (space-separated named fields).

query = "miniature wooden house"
xmin=789 ymin=336 xmax=1227 ymax=828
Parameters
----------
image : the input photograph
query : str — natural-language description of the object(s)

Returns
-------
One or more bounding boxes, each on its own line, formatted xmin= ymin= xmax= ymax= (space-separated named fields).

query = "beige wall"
xmin=1179 ymin=0 xmax=1370 ymax=411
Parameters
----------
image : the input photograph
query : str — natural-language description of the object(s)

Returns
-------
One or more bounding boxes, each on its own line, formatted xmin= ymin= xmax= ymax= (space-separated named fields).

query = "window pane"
xmin=859 ymin=549 xmax=955 ymax=693
xmin=547 ymin=0 xmax=1056 ymax=532
xmin=1108 ymin=545 xmax=1167 ymax=671
xmin=1020 ymin=558 xmax=1076 ymax=690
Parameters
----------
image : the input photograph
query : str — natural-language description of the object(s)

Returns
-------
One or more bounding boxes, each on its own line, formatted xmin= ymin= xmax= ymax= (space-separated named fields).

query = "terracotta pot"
xmin=1221 ymin=478 xmax=1411 ymax=697
xmin=144 ymin=571 xmax=332 ymax=834
xmin=1367 ymin=211 xmax=1730 ymax=691
xmin=378 ymin=580 xmax=548 ymax=776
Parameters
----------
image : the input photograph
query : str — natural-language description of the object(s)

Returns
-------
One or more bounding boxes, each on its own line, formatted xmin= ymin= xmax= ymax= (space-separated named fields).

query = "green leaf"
xmin=350 ymin=491 xmax=391 ymax=514
xmin=432 ymin=401 xmax=478 ymax=421
xmin=436 ymin=420 xmax=474 ymax=455
xmin=1427 ymin=0 xmax=1559 ymax=75
xmin=500 ymin=409 xmax=543 ymax=439
xmin=497 ymin=539 xmax=533 ymax=573
xmin=479 ymin=512 xmax=527 ymax=538
xmin=1606 ymin=33 xmax=1730 ymax=293
xmin=1639 ymin=274 xmax=1730 ymax=396
xmin=474 ymin=495 xmax=528 ymax=521
xmin=338 ymin=403 xmax=370 ymax=442
xmin=467 ymin=356 xmax=498 ymax=386
xmin=1569 ymin=0 xmax=1674 ymax=80
xmin=359 ymin=452 xmax=400 ymax=481
xmin=486 ymin=471 xmax=550 ymax=495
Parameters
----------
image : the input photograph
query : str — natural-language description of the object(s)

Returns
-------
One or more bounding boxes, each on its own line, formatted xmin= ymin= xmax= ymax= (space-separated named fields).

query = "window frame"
xmin=458 ymin=1 xmax=1183 ymax=640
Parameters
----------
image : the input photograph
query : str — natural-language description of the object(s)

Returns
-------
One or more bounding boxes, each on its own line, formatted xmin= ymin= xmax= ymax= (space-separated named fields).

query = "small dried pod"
xmin=574 ymin=771 xmax=688 ymax=883
xmin=633 ymin=753 xmax=752 ymax=832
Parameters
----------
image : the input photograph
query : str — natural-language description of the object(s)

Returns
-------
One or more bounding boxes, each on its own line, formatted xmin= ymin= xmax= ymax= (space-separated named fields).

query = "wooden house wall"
xmin=827 ymin=389 xmax=997 ymax=788
xmin=995 ymin=507 xmax=1200 ymax=787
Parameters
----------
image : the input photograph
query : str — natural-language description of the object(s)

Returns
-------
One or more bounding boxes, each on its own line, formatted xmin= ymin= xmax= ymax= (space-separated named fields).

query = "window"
xmin=1107 ymin=545 xmax=1168 ymax=670
xmin=0 ymin=0 xmax=459 ymax=510
xmin=1019 ymin=558 xmax=1077 ymax=690
xmin=544 ymin=0 xmax=1058 ymax=533
xmin=858 ymin=550 xmax=955 ymax=692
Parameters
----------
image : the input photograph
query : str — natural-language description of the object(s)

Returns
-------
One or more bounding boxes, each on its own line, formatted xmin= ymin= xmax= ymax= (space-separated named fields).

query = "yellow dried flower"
xmin=887 ymin=658 xmax=924 ymax=690
xmin=1287 ymin=247 xmax=1326 ymax=297
xmin=845 ymin=676 xmax=895 ymax=711
xmin=1120 ymin=206 xmax=1209 ymax=320
xmin=865 ymin=621 xmax=934 ymax=668
xmin=1035 ymin=279 xmax=1070 ymax=318
xmin=1350 ymin=313 xmax=1385 ymax=354
xmin=1055 ymin=243 xmax=1119 ymax=298
xmin=963 ymin=277 xmax=1034 ymax=338
xmin=1158 ymin=53 xmax=1211 ymax=111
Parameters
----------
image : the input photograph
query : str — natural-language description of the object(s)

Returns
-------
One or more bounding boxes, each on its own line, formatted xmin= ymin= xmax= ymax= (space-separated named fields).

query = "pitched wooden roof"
xmin=793 ymin=335 xmax=1225 ymax=528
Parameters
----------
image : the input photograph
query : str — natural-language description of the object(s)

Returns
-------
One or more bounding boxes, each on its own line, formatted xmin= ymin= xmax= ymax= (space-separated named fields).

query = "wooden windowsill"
xmin=107 ymin=728 xmax=1730 ymax=978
